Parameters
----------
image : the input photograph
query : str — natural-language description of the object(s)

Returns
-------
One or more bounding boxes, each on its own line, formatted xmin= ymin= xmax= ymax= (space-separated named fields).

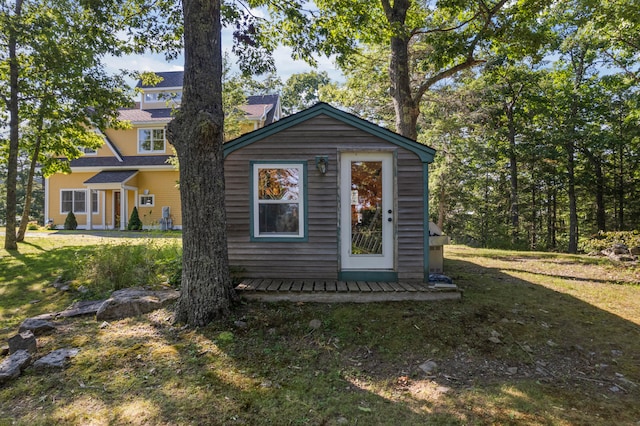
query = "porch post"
xmin=120 ymin=185 xmax=127 ymax=230
xmin=86 ymin=189 xmax=92 ymax=230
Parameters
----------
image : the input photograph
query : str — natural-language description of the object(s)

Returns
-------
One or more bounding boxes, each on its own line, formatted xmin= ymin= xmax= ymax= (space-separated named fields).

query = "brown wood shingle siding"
xmin=225 ymin=115 xmax=425 ymax=281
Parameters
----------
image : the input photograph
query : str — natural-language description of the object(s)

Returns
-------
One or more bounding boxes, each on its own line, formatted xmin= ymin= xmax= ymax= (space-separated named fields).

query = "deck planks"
xmin=235 ymin=278 xmax=461 ymax=303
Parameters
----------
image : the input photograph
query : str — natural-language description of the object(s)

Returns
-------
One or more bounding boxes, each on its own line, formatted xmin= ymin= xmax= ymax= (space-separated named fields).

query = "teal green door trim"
xmin=338 ymin=270 xmax=398 ymax=282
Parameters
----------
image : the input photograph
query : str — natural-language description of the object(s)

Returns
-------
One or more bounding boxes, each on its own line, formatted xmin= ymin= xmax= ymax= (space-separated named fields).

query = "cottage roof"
xmin=224 ymin=102 xmax=436 ymax=163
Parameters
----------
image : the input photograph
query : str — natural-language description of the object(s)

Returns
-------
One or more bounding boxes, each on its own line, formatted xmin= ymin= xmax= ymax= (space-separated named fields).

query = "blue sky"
xmin=105 ymin=28 xmax=343 ymax=91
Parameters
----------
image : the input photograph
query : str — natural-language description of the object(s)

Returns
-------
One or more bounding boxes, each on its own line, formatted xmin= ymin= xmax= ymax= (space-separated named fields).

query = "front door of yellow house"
xmin=340 ymin=152 xmax=394 ymax=271
xmin=113 ymin=191 xmax=121 ymax=229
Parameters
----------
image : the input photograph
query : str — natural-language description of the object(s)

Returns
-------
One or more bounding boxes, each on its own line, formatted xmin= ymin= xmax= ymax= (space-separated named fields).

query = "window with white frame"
xmin=138 ymin=128 xmax=166 ymax=153
xmin=80 ymin=146 xmax=97 ymax=155
xmin=144 ymin=91 xmax=182 ymax=102
xmin=91 ymin=190 xmax=99 ymax=214
xmin=61 ymin=190 xmax=87 ymax=214
xmin=139 ymin=194 xmax=155 ymax=207
xmin=252 ymin=162 xmax=305 ymax=239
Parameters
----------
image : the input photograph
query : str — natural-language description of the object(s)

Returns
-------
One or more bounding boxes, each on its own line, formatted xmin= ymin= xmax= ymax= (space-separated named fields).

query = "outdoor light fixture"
xmin=316 ymin=156 xmax=328 ymax=175
xmin=143 ymin=189 xmax=149 ymax=195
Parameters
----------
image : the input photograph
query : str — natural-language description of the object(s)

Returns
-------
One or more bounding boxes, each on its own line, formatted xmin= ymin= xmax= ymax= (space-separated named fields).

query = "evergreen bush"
xmin=64 ymin=212 xmax=78 ymax=230
xmin=127 ymin=207 xmax=143 ymax=231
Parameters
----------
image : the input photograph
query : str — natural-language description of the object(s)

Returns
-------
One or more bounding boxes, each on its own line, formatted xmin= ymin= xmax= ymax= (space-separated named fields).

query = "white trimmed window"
xmin=139 ymin=195 xmax=155 ymax=207
xmin=61 ymin=190 xmax=87 ymax=214
xmin=138 ymin=128 xmax=166 ymax=153
xmin=91 ymin=191 xmax=99 ymax=214
xmin=80 ymin=146 xmax=97 ymax=155
xmin=144 ymin=91 xmax=182 ymax=102
xmin=252 ymin=163 xmax=305 ymax=239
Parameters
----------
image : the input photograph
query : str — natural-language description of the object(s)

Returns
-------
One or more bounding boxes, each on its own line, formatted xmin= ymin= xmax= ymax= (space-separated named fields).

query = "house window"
xmin=144 ymin=91 xmax=182 ymax=102
xmin=80 ymin=146 xmax=97 ymax=155
xmin=139 ymin=195 xmax=155 ymax=207
xmin=91 ymin=191 xmax=99 ymax=214
xmin=138 ymin=128 xmax=165 ymax=153
xmin=252 ymin=162 xmax=306 ymax=240
xmin=61 ymin=190 xmax=87 ymax=214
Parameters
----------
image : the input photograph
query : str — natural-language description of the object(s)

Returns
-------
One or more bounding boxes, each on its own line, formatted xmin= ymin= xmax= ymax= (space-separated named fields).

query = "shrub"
xmin=78 ymin=240 xmax=182 ymax=298
xmin=64 ymin=212 xmax=78 ymax=230
xmin=580 ymin=230 xmax=640 ymax=253
xmin=127 ymin=207 xmax=143 ymax=231
xmin=27 ymin=221 xmax=39 ymax=230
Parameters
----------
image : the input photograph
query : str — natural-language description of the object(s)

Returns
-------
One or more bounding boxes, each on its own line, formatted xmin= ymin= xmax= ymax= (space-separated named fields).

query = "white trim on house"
xmin=94 ymin=128 xmax=124 ymax=162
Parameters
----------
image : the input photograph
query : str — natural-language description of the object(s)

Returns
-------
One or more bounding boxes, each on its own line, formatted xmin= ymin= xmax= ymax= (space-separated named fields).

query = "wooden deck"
xmin=235 ymin=279 xmax=461 ymax=303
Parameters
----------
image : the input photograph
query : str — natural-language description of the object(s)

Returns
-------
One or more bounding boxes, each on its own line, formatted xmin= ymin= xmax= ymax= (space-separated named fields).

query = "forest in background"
xmin=2 ymin=0 xmax=639 ymax=253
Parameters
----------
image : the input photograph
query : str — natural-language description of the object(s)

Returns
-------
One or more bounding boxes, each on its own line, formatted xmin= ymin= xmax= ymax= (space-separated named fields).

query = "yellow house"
xmin=44 ymin=71 xmax=281 ymax=230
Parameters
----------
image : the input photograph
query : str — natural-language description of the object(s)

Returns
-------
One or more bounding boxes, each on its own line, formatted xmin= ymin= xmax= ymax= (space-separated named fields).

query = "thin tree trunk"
xmin=617 ymin=144 xmax=624 ymax=230
xmin=506 ymin=104 xmax=519 ymax=245
xmin=17 ymin=113 xmax=45 ymax=242
xmin=4 ymin=0 xmax=24 ymax=250
xmin=168 ymin=0 xmax=237 ymax=326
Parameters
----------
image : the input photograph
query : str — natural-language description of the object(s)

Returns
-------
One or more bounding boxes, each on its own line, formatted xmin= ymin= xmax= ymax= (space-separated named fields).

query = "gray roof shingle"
xmin=84 ymin=170 xmax=139 ymax=184
xmin=135 ymin=71 xmax=184 ymax=89
xmin=71 ymin=155 xmax=173 ymax=168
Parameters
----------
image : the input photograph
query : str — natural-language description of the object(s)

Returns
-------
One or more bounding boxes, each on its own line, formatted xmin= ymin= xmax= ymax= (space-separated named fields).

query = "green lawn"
xmin=1 ymin=233 xmax=639 ymax=425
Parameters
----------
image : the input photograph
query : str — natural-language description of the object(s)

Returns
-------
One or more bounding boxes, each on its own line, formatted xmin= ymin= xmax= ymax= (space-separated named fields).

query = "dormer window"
xmin=144 ymin=91 xmax=182 ymax=103
xmin=138 ymin=128 xmax=166 ymax=153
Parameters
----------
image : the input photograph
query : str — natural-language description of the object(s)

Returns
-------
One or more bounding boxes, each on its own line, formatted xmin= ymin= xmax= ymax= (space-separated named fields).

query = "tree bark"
xmin=167 ymin=0 xmax=237 ymax=326
xmin=382 ymin=0 xmax=419 ymax=139
xmin=506 ymin=104 xmax=519 ymax=245
xmin=4 ymin=0 xmax=23 ymax=251
xmin=17 ymin=111 xmax=45 ymax=242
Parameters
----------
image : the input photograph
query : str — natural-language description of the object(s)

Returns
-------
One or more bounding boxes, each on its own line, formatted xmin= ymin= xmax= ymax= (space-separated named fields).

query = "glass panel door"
xmin=341 ymin=152 xmax=394 ymax=270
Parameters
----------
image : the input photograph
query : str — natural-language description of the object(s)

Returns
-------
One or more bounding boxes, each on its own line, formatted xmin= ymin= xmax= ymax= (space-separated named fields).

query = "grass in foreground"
xmin=1 ymin=237 xmax=639 ymax=425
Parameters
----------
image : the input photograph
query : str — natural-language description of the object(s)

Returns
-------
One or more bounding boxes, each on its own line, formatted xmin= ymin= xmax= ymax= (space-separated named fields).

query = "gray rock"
xmin=33 ymin=348 xmax=79 ymax=370
xmin=309 ymin=319 xmax=322 ymax=330
xmin=95 ymin=288 xmax=180 ymax=321
xmin=611 ymin=243 xmax=629 ymax=255
xmin=0 ymin=350 xmax=32 ymax=383
xmin=234 ymin=320 xmax=248 ymax=329
xmin=8 ymin=331 xmax=37 ymax=354
xmin=19 ymin=318 xmax=57 ymax=335
xmin=419 ymin=360 xmax=438 ymax=374
xmin=507 ymin=367 xmax=518 ymax=375
xmin=630 ymin=246 xmax=640 ymax=256
xmin=58 ymin=300 xmax=105 ymax=318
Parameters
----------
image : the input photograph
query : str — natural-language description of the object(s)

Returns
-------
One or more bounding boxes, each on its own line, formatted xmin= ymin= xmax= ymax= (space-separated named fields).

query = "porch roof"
xmin=84 ymin=170 xmax=138 ymax=185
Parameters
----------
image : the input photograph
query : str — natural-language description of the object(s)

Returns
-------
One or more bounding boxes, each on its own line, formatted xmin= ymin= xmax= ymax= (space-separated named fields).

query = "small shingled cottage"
xmin=224 ymin=102 xmax=440 ymax=283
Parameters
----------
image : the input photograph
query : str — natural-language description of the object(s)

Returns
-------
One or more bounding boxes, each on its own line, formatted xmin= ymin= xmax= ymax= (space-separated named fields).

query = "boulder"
xmin=8 ymin=331 xmax=37 ymax=354
xmin=0 ymin=350 xmax=32 ymax=383
xmin=630 ymin=246 xmax=640 ymax=256
xmin=33 ymin=348 xmax=79 ymax=370
xmin=19 ymin=318 xmax=57 ymax=335
xmin=95 ymin=288 xmax=180 ymax=321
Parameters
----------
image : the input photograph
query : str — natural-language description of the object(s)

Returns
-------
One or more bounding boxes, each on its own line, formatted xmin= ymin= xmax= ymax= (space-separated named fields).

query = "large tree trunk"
xmin=167 ymin=0 xmax=237 ymax=326
xmin=4 ymin=0 xmax=23 ymax=251
xmin=383 ymin=0 xmax=419 ymax=140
